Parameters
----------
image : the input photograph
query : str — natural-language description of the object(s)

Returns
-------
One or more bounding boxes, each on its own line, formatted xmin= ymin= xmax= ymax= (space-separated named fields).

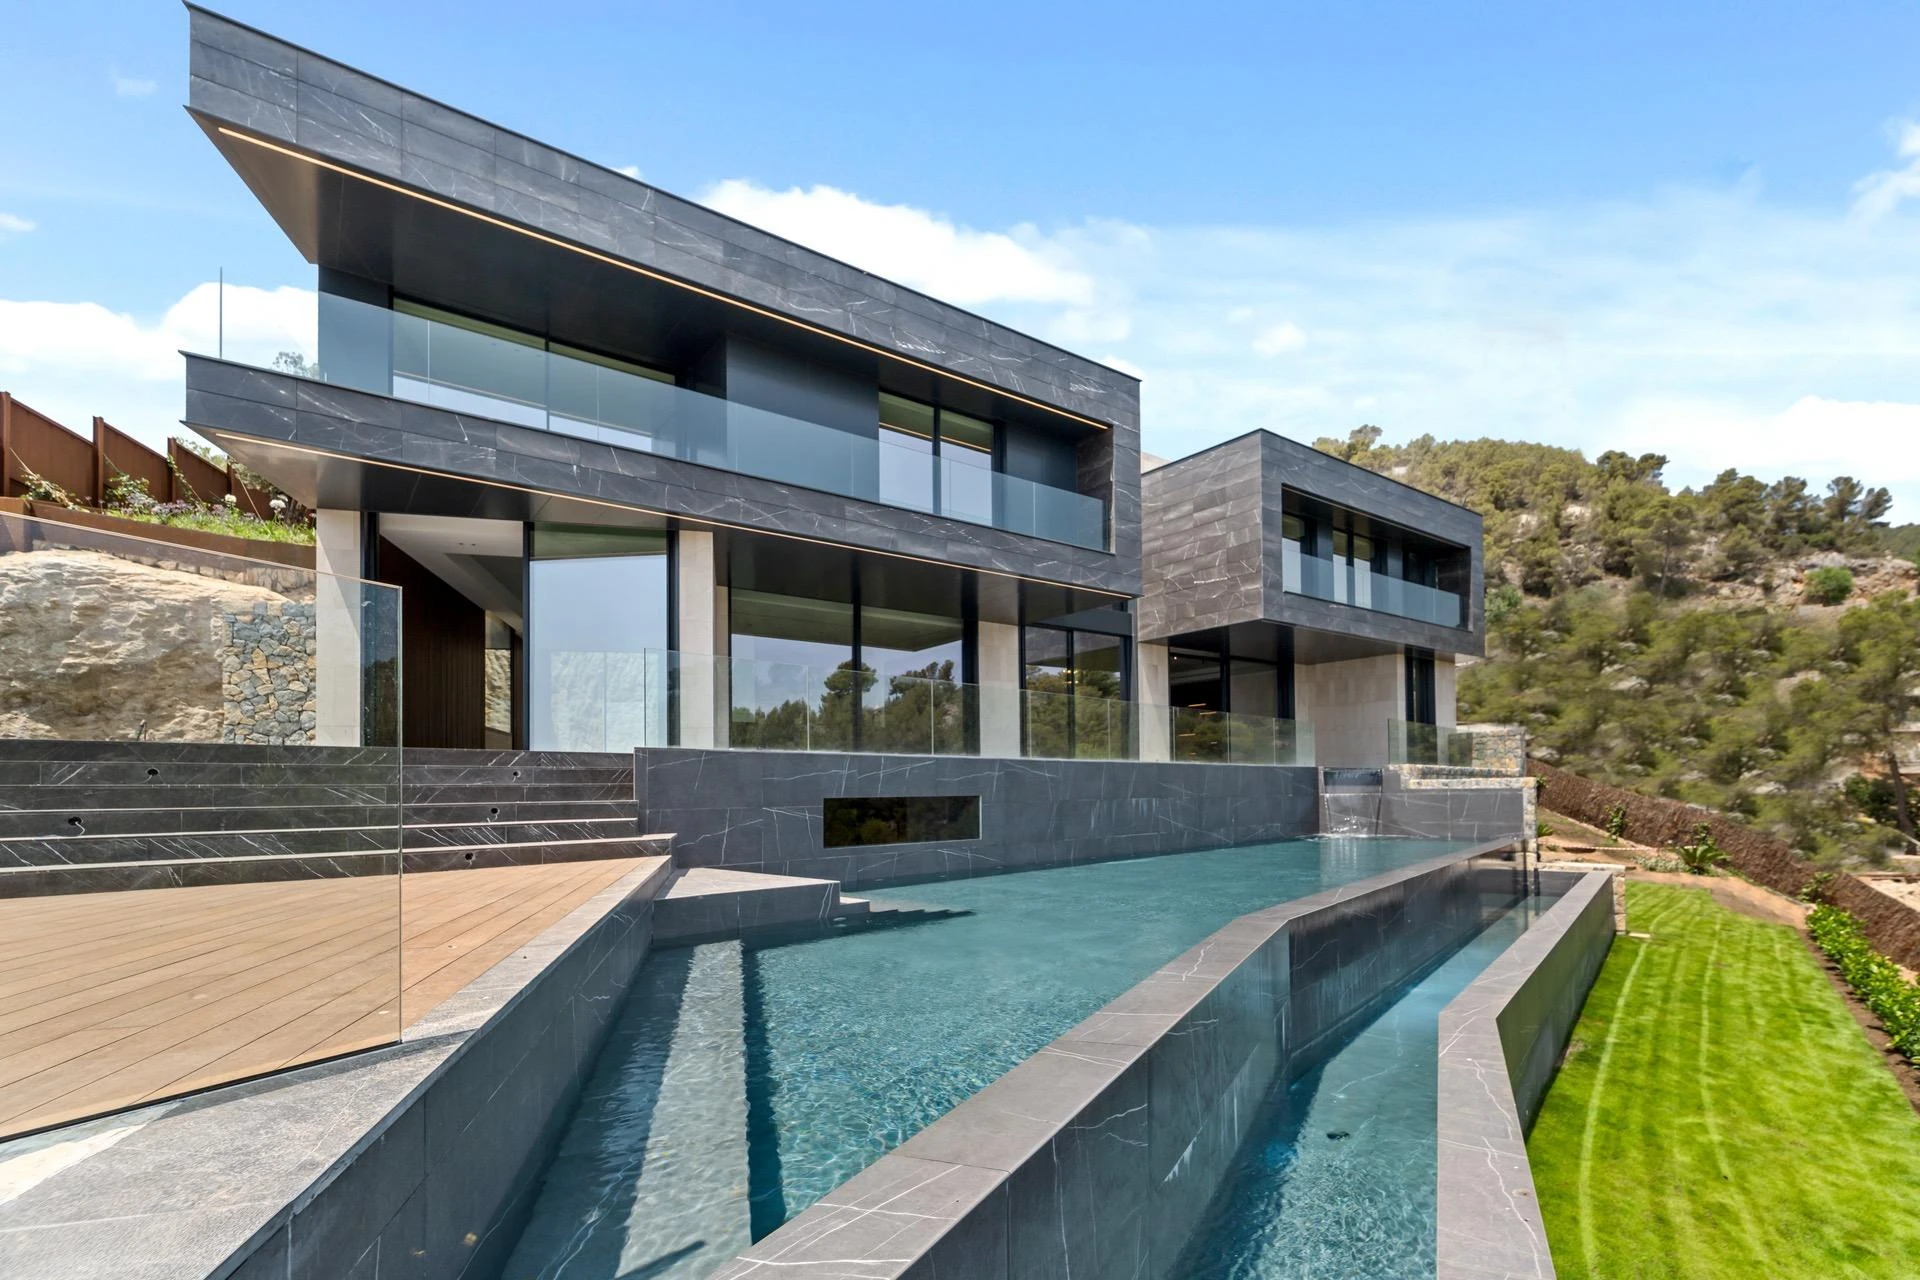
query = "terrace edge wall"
xmin=632 ymin=748 xmax=1320 ymax=887
xmin=710 ymin=843 xmax=1523 ymax=1280
xmin=1435 ymin=867 xmax=1617 ymax=1280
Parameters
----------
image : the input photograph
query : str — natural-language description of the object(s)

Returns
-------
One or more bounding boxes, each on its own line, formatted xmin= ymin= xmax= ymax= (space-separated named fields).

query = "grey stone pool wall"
xmin=1436 ymin=867 xmax=1616 ymax=1280
xmin=710 ymin=840 xmax=1523 ymax=1280
xmin=633 ymin=748 xmax=1321 ymax=886
xmin=1377 ymin=766 xmax=1534 ymax=846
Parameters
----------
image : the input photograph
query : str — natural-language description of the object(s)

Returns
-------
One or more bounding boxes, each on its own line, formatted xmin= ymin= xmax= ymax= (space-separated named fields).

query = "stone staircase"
xmin=399 ymin=748 xmax=667 ymax=872
xmin=0 ymin=742 xmax=666 ymax=897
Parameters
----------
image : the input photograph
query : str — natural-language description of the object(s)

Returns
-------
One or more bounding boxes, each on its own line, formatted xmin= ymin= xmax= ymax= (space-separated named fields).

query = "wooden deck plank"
xmin=0 ymin=858 xmax=662 ymax=1140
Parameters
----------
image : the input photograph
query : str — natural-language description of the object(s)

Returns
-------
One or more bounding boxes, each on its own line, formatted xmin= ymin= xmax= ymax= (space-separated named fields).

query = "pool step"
xmin=503 ymin=940 xmax=752 ymax=1279
xmin=653 ymin=867 xmax=842 ymax=945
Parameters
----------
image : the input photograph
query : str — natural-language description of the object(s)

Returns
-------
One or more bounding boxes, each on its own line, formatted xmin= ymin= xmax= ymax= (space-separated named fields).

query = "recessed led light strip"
xmin=197 ymin=428 xmax=1132 ymax=600
xmin=214 ymin=125 xmax=1116 ymax=434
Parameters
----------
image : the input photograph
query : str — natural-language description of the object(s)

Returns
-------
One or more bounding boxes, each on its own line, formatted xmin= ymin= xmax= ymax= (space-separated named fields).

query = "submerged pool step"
xmin=504 ymin=940 xmax=752 ymax=1280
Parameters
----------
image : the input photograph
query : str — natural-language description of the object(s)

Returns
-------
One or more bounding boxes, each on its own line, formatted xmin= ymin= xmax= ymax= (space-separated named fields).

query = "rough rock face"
xmin=0 ymin=549 xmax=312 ymax=743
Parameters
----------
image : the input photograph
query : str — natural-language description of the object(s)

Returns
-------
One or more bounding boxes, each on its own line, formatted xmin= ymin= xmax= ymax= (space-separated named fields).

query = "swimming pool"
xmin=1175 ymin=892 xmax=1553 ymax=1278
xmin=742 ymin=836 xmax=1474 ymax=1232
xmin=506 ymin=836 xmax=1483 ymax=1279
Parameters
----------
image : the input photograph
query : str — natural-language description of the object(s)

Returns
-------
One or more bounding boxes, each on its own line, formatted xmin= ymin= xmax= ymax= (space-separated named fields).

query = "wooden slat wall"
xmin=377 ymin=537 xmax=487 ymax=749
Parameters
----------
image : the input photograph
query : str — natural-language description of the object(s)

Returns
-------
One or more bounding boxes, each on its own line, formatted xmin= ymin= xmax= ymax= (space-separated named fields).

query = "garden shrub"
xmin=1675 ymin=821 xmax=1728 ymax=874
xmin=1808 ymin=905 xmax=1920 ymax=1060
xmin=1803 ymin=566 xmax=1854 ymax=605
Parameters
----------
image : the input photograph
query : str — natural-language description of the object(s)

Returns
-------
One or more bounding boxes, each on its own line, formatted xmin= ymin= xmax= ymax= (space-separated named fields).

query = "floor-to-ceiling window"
xmin=726 ymin=544 xmax=974 ymax=753
xmin=728 ymin=590 xmax=858 ymax=751
xmin=1022 ymin=625 xmax=1130 ymax=759
xmin=861 ymin=603 xmax=968 ymax=753
xmin=527 ymin=524 xmax=670 ymax=750
xmin=878 ymin=392 xmax=1003 ymax=526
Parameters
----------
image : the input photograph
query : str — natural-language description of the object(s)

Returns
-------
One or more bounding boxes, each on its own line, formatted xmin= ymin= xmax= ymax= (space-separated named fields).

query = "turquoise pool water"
xmin=1175 ymin=893 xmax=1552 ymax=1279
xmin=743 ymin=836 xmax=1473 ymax=1233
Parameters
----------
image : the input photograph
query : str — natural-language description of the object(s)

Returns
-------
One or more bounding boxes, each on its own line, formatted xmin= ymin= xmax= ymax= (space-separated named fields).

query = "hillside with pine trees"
xmin=1312 ymin=427 xmax=1920 ymax=865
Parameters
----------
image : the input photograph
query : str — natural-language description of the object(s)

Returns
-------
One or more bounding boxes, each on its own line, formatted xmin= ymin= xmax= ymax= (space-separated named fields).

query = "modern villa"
xmin=0 ymin=9 xmax=1616 ymax=1280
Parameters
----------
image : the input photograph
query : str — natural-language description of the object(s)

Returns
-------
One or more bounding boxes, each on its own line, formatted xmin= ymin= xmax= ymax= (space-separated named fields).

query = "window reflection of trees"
xmin=728 ymin=660 xmax=970 ymax=754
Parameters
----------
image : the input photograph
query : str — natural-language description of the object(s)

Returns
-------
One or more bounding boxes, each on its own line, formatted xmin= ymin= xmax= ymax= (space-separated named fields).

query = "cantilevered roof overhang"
xmin=183 ymin=6 xmax=1139 ymax=439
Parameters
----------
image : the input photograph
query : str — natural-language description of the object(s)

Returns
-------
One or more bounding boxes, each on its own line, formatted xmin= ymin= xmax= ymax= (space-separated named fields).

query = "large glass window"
xmin=939 ymin=409 xmax=995 ymax=526
xmin=878 ymin=394 xmax=937 ymax=513
xmin=1282 ymin=492 xmax=1467 ymax=628
xmin=879 ymin=393 xmax=1002 ymax=525
xmin=862 ymin=603 xmax=968 ymax=753
xmin=729 ymin=590 xmax=858 ymax=751
xmin=1022 ymin=626 xmax=1130 ymax=759
xmin=528 ymin=525 xmax=670 ymax=751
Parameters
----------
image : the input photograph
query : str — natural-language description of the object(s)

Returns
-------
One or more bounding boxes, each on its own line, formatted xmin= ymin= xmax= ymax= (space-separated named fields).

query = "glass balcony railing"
xmin=1387 ymin=720 xmax=1479 ymax=767
xmin=1286 ymin=551 xmax=1465 ymax=628
xmin=240 ymin=292 xmax=1107 ymax=550
xmin=1170 ymin=708 xmax=1314 ymax=765
xmin=526 ymin=646 xmax=1150 ymax=760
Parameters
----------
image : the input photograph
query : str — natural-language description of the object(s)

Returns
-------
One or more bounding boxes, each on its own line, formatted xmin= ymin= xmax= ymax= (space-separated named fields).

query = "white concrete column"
xmin=1136 ymin=640 xmax=1170 ymax=762
xmin=1297 ymin=653 xmax=1405 ymax=768
xmin=313 ymin=509 xmax=364 ymax=747
xmin=675 ymin=530 xmax=722 ymax=747
xmin=977 ymin=619 xmax=1022 ymax=759
xmin=1435 ymin=654 xmax=1458 ymax=729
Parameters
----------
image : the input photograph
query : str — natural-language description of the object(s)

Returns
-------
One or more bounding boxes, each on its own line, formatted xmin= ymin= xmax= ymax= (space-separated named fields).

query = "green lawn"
xmin=1528 ymin=881 xmax=1920 ymax=1279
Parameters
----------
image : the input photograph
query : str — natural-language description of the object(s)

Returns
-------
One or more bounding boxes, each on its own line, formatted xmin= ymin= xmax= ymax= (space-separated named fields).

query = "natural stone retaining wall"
xmin=217 ymin=601 xmax=316 ymax=745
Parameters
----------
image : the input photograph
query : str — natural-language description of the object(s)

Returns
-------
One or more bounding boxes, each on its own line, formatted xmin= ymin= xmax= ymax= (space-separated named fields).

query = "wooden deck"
xmin=0 ymin=858 xmax=662 ymax=1140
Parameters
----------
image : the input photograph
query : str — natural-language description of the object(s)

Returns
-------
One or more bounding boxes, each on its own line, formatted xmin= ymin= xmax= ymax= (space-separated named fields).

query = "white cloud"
xmin=0 ymin=283 xmax=313 ymax=447
xmin=0 ymin=213 xmax=33 ymax=236
xmin=614 ymin=164 xmax=642 ymax=180
xmin=700 ymin=179 xmax=1095 ymax=307
xmin=1852 ymin=119 xmax=1920 ymax=220
xmin=1252 ymin=322 xmax=1307 ymax=356
xmin=111 ymin=71 xmax=156 ymax=98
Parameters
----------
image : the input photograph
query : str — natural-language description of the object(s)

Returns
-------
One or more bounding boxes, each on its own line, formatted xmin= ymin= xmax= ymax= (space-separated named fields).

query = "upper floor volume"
xmin=182 ymin=4 xmax=1140 ymax=574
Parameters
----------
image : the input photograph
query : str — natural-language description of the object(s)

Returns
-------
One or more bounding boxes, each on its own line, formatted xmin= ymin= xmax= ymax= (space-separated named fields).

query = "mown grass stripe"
xmin=1530 ymin=882 xmax=1920 ymax=1279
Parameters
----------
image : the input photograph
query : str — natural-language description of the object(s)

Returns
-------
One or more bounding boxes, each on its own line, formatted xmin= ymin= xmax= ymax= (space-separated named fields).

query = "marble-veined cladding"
xmin=185 ymin=358 xmax=1140 ymax=596
xmin=633 ymin=748 xmax=1318 ymax=889
xmin=183 ymin=9 xmax=1139 ymax=437
xmin=1435 ymin=868 xmax=1615 ymax=1280
xmin=1141 ymin=430 xmax=1486 ymax=655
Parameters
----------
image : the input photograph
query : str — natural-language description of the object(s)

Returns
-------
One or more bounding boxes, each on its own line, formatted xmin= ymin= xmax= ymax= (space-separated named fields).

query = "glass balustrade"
xmin=1169 ymin=708 xmax=1314 ymax=765
xmin=1284 ymin=554 xmax=1465 ymax=628
xmin=280 ymin=293 xmax=1109 ymax=550
xmin=1386 ymin=720 xmax=1480 ymax=767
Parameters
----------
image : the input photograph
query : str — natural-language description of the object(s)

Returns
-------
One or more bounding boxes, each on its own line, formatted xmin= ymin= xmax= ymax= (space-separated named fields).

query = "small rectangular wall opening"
xmin=824 ymin=795 xmax=982 ymax=847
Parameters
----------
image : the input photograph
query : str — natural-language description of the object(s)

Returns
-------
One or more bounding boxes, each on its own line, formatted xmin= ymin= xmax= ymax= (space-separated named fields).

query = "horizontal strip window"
xmin=824 ymin=796 xmax=982 ymax=847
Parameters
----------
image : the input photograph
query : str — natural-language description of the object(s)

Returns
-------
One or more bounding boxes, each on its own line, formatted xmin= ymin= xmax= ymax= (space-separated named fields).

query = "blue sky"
xmin=5 ymin=1 xmax=1920 ymax=517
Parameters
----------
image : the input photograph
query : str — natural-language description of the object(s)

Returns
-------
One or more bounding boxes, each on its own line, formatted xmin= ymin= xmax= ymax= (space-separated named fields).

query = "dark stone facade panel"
xmin=183 ymin=8 xmax=1140 ymax=439
xmin=633 ymin=748 xmax=1319 ymax=887
xmin=1141 ymin=429 xmax=1486 ymax=656
xmin=186 ymin=358 xmax=1140 ymax=596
